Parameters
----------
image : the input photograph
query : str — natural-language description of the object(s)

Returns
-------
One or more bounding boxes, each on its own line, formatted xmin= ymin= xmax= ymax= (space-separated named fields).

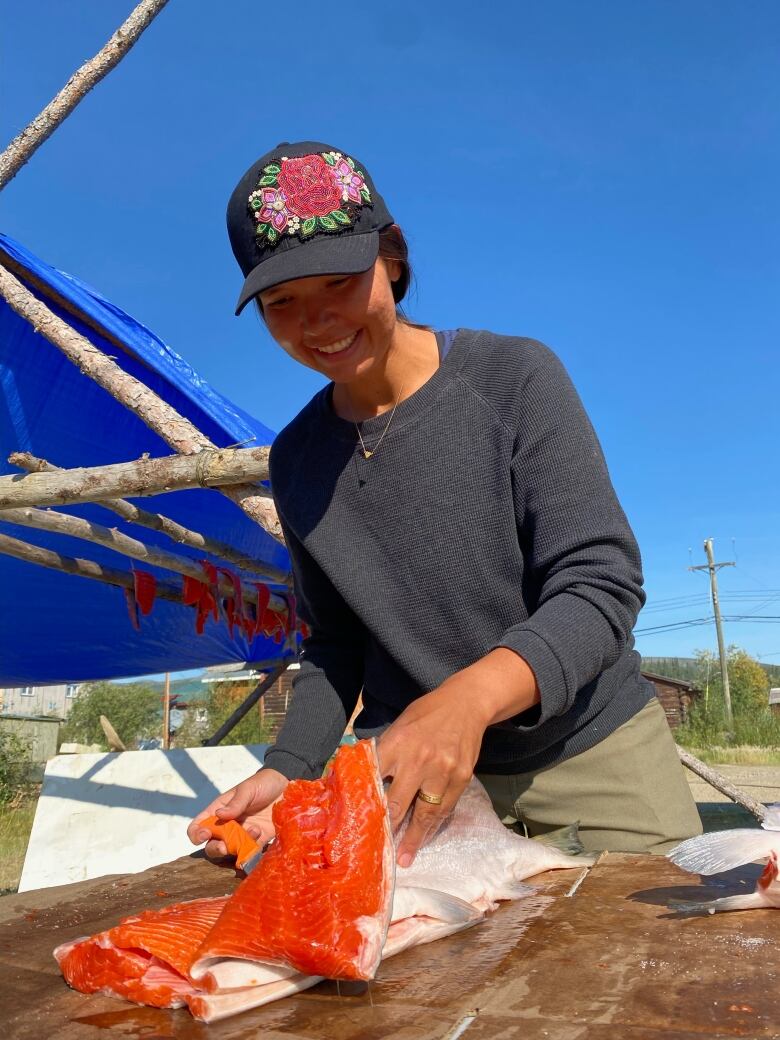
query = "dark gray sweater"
xmin=263 ymin=330 xmax=653 ymax=781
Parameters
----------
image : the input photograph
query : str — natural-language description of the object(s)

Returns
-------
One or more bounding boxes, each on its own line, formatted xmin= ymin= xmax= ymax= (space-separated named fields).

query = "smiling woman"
xmin=188 ymin=139 xmax=703 ymax=868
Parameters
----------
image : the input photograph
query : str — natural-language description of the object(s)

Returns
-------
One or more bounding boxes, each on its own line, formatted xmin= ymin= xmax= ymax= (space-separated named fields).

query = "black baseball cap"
xmin=227 ymin=141 xmax=394 ymax=315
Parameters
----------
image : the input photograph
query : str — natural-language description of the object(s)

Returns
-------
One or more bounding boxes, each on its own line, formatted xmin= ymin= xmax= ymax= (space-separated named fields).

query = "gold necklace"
xmin=350 ymin=381 xmax=406 ymax=459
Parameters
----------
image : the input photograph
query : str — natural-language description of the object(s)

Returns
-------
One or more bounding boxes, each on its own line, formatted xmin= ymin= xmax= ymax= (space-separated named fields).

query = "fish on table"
xmin=55 ymin=739 xmax=594 ymax=1022
xmin=667 ymin=804 xmax=780 ymax=914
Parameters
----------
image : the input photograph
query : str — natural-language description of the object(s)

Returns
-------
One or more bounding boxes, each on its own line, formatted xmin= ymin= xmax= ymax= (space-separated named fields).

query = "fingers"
xmin=214 ymin=782 xmax=257 ymax=822
xmin=187 ymin=769 xmax=289 ymax=848
xmin=187 ymin=806 xmax=226 ymax=846
xmin=395 ymin=785 xmax=455 ymax=868
xmin=203 ymin=838 xmax=229 ymax=861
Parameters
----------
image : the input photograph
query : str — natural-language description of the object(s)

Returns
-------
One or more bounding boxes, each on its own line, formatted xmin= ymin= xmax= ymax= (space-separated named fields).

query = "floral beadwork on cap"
xmin=248 ymin=151 xmax=371 ymax=247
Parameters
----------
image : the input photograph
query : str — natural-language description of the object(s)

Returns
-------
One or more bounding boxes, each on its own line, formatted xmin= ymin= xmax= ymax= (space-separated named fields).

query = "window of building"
xmin=21 ymin=686 xmax=34 ymax=697
xmin=48 ymin=700 xmax=58 ymax=712
xmin=66 ymin=684 xmax=78 ymax=698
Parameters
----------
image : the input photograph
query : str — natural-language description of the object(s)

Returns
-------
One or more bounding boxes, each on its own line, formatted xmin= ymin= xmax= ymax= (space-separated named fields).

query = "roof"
xmin=0 ymin=233 xmax=294 ymax=685
xmin=641 ymin=671 xmax=701 ymax=692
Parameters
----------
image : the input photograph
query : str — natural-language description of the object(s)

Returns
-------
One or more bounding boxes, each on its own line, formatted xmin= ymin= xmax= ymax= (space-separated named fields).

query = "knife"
xmin=199 ymin=815 xmax=273 ymax=872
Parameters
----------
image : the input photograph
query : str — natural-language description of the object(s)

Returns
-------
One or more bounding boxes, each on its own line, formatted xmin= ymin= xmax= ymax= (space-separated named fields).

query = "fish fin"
xmin=392 ymin=886 xmax=482 ymax=924
xmin=532 ymin=822 xmax=585 ymax=856
xmin=667 ymin=829 xmax=779 ymax=875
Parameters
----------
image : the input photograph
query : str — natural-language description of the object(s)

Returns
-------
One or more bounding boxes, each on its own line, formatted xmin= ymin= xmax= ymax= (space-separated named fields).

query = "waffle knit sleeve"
xmin=496 ymin=345 xmax=645 ymax=728
xmin=261 ymin=510 xmax=365 ymax=781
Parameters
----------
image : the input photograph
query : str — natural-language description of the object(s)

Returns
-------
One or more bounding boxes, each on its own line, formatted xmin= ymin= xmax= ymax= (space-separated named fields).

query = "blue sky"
xmin=3 ymin=1 xmax=779 ymax=666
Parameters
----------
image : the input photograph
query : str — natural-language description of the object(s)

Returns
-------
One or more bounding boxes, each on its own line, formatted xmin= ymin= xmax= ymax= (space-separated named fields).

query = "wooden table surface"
xmin=1 ymin=851 xmax=776 ymax=1040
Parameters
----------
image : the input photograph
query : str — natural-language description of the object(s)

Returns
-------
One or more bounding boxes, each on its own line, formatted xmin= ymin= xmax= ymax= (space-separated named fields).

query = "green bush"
xmin=675 ymin=645 xmax=779 ymax=749
xmin=0 ymin=731 xmax=35 ymax=805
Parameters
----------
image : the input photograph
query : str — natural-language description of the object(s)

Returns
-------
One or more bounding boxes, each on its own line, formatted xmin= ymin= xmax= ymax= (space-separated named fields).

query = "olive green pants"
xmin=477 ymin=698 xmax=703 ymax=855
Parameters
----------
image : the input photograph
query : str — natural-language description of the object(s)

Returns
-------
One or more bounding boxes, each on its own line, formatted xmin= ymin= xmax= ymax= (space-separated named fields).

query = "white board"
xmin=19 ymin=744 xmax=268 ymax=892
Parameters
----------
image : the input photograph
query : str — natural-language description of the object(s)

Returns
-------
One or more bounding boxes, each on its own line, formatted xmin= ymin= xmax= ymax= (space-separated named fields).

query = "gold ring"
xmin=416 ymin=789 xmax=444 ymax=805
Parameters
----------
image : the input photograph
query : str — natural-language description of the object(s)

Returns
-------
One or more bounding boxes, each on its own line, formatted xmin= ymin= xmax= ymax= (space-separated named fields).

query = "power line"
xmin=635 ymin=614 xmax=780 ymax=635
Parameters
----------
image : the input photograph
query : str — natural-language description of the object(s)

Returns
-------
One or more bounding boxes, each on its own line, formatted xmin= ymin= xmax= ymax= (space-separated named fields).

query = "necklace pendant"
xmin=363 ymin=450 xmax=373 ymax=459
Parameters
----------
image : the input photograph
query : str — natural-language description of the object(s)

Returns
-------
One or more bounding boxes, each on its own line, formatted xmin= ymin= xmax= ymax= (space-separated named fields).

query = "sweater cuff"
xmin=262 ymin=748 xmax=321 ymax=781
xmin=496 ymin=629 xmax=568 ymax=727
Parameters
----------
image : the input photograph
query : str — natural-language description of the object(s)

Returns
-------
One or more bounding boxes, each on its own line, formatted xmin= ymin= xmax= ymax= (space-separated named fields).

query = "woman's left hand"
xmin=376 ymin=648 xmax=540 ymax=867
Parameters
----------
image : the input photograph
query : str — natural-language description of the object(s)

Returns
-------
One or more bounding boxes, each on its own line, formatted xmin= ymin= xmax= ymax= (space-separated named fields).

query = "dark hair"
xmin=378 ymin=224 xmax=411 ymax=304
xmin=253 ymin=223 xmax=416 ymax=321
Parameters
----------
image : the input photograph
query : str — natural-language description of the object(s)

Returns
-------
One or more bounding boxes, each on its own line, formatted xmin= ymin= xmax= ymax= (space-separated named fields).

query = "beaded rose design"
xmin=248 ymin=151 xmax=371 ymax=246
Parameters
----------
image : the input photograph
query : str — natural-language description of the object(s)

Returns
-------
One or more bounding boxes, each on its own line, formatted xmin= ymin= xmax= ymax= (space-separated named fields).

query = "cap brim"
xmin=234 ymin=230 xmax=380 ymax=315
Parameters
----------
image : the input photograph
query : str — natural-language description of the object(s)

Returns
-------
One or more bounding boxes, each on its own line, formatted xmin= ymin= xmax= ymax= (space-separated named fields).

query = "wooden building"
xmin=641 ymin=671 xmax=701 ymax=729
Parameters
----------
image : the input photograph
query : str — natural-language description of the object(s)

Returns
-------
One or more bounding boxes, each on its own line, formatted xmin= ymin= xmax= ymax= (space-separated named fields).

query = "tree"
xmin=676 ymin=645 xmax=777 ymax=747
xmin=200 ymin=680 xmax=273 ymax=747
xmin=60 ymin=681 xmax=162 ymax=750
xmin=728 ymin=647 xmax=770 ymax=714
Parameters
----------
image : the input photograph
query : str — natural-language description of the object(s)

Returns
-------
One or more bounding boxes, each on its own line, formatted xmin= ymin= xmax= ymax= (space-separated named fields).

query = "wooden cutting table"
xmin=1 ymin=852 xmax=776 ymax=1040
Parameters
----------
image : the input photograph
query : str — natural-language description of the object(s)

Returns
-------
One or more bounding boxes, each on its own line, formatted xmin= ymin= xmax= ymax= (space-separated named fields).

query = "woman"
xmin=188 ymin=140 xmax=701 ymax=864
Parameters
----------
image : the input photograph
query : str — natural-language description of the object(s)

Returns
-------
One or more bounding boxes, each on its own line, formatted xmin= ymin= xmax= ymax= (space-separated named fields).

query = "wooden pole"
xmin=7 ymin=451 xmax=288 ymax=583
xmin=162 ymin=672 xmax=171 ymax=750
xmin=0 ymin=263 xmax=283 ymax=542
xmin=203 ymin=664 xmax=288 ymax=747
xmin=677 ymin=746 xmax=767 ymax=823
xmin=0 ymin=0 xmax=171 ymax=190
xmin=0 ymin=530 xmax=183 ymax=602
xmin=689 ymin=539 xmax=736 ymax=730
xmin=2 ymin=449 xmax=271 ymax=510
xmin=0 ymin=505 xmax=285 ymax=612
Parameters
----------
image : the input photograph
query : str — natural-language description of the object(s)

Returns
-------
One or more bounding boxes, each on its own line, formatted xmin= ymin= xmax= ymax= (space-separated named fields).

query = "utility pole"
xmin=689 ymin=538 xmax=735 ymax=729
xmin=162 ymin=671 xmax=171 ymax=750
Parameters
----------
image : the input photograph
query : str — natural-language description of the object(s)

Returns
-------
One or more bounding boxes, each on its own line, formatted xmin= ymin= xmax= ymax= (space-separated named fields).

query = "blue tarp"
xmin=0 ymin=233 xmax=293 ymax=685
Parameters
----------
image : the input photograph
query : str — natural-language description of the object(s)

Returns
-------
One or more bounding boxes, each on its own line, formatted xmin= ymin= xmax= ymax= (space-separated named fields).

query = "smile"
xmin=312 ymin=332 xmax=358 ymax=355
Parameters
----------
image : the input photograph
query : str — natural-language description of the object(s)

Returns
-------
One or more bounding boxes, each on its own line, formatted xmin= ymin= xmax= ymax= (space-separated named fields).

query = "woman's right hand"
xmin=186 ymin=767 xmax=289 ymax=861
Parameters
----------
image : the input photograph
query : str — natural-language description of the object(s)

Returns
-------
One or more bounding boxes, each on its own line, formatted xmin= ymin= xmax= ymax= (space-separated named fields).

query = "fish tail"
xmin=532 ymin=822 xmax=586 ymax=856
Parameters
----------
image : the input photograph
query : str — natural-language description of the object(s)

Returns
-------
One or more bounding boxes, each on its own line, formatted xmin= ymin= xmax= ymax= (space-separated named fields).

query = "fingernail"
xmin=398 ymin=852 xmax=412 ymax=868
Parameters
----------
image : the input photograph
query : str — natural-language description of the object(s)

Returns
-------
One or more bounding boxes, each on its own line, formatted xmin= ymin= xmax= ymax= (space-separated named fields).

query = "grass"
xmin=683 ymin=745 xmax=780 ymax=766
xmin=0 ymin=797 xmax=37 ymax=896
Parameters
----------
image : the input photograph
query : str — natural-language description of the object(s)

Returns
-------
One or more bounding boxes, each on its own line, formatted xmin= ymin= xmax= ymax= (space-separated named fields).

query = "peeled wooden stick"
xmin=0 ymin=0 xmax=170 ymax=190
xmin=0 ymin=530 xmax=183 ymax=602
xmin=0 ymin=263 xmax=282 ymax=541
xmin=0 ymin=506 xmax=284 ymax=612
xmin=7 ymin=451 xmax=288 ymax=583
xmin=0 ymin=448 xmax=272 ymax=511
xmin=677 ymin=746 xmax=767 ymax=823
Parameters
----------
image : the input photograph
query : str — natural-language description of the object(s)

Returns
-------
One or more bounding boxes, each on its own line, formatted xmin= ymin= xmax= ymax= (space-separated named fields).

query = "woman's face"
xmin=258 ymin=259 xmax=400 ymax=384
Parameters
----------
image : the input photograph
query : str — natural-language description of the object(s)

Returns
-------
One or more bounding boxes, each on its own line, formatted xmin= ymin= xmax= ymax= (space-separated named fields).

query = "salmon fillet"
xmin=53 ymin=896 xmax=228 ymax=1008
xmin=54 ymin=739 xmax=394 ymax=1013
xmin=191 ymin=738 xmax=394 ymax=980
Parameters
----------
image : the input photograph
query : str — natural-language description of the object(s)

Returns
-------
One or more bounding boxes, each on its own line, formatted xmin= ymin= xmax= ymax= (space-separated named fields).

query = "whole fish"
xmin=667 ymin=804 xmax=780 ymax=914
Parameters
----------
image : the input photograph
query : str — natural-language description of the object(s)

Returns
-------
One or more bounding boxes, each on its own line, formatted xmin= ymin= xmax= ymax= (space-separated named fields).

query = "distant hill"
xmin=641 ymin=656 xmax=780 ymax=686
xmin=144 ymin=676 xmax=207 ymax=704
